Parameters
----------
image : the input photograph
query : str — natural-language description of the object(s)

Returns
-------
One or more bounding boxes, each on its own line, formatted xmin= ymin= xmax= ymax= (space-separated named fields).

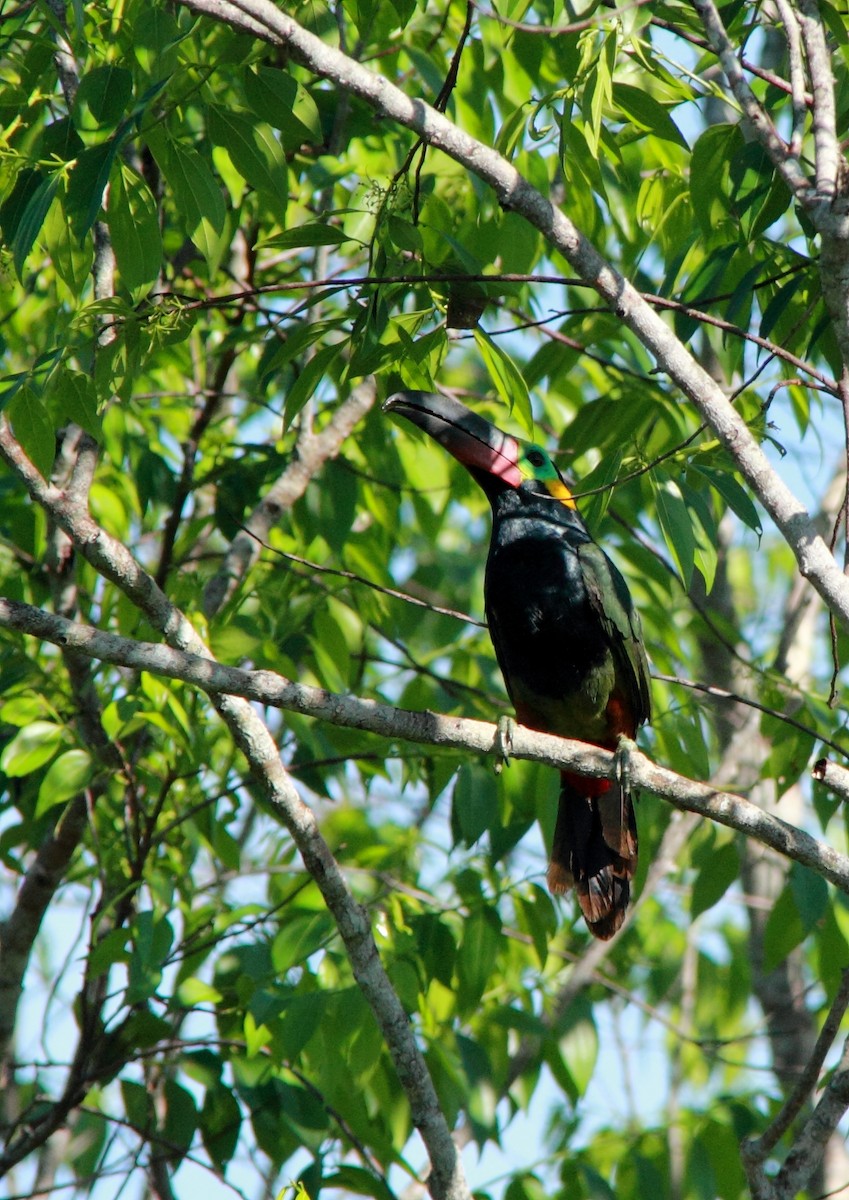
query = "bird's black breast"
xmin=484 ymin=516 xmax=610 ymax=705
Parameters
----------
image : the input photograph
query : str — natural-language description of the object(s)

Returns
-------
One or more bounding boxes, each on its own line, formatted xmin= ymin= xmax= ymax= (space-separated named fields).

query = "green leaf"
xmin=273 ymin=907 xmax=335 ymax=974
xmin=613 ymin=84 xmax=689 ymax=148
xmin=456 ymin=906 xmax=501 ymax=1012
xmin=759 ymin=275 xmax=803 ymax=341
xmin=789 ymin=862 xmax=829 ymax=932
xmin=690 ymin=841 xmax=738 ymax=918
xmin=35 ymin=749 xmax=93 ymax=815
xmin=207 ymin=105 xmax=288 ymax=200
xmin=691 ymin=465 xmax=763 ymax=537
xmin=54 ymin=370 xmax=102 ymax=439
xmin=586 ymin=32 xmax=616 ymax=156
xmin=42 ymin=185 xmax=93 ymax=293
xmin=0 ymin=169 xmax=42 ymax=250
xmin=6 ymin=388 xmax=56 ymax=478
xmin=178 ymin=977 xmax=224 ymax=1006
xmin=11 ymin=171 xmax=61 ymax=279
xmin=452 ymin=763 xmax=498 ymax=846
xmin=690 ymin=124 xmax=742 ymax=235
xmin=763 ymin=886 xmax=805 ymax=971
xmin=66 ymin=141 xmax=121 ymax=239
xmin=146 ymin=128 xmax=227 ymax=272
xmin=69 ymin=1110 xmax=107 ymax=1177
xmin=495 ymin=100 xmax=532 ymax=160
xmin=163 ymin=1080 xmax=199 ymax=1154
xmin=516 ymin=885 xmax=557 ymax=970
xmin=473 ymin=329 xmax=533 ymax=435
xmin=107 ymin=164 xmax=162 ymax=293
xmin=322 ymin=1165 xmax=395 ymax=1200
xmin=201 ymin=1085 xmax=242 ymax=1170
xmin=121 ymin=1079 xmax=154 ymax=1133
xmin=267 ymin=993 xmax=327 ymax=1060
xmin=0 ymin=720 xmax=65 ymax=776
xmin=243 ymin=66 xmax=322 ymax=147
xmin=548 ymin=995 xmax=600 ymax=1103
xmin=132 ymin=7 xmax=180 ymax=76
xmin=653 ymin=475 xmax=696 ymax=587
xmin=243 ymin=1011 xmax=272 ymax=1057
xmin=73 ymin=64 xmax=133 ymax=130
xmin=558 ymin=1013 xmax=598 ymax=1096
xmin=282 ymin=343 xmax=341 ymax=428
xmin=262 ymin=224 xmax=355 ymax=250
xmin=310 ymin=606 xmax=352 ymax=690
xmin=686 ymin=484 xmax=719 ymax=592
xmin=89 ymin=928 xmax=132 ymax=976
xmin=128 ymin=911 xmax=175 ymax=1003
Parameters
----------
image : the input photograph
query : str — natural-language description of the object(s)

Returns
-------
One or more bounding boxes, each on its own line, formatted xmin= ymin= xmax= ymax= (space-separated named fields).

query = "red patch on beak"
xmin=462 ymin=433 xmax=522 ymax=488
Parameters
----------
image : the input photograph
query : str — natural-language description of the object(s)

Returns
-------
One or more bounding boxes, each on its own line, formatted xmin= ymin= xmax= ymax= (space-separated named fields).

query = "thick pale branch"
xmin=774 ymin=0 xmax=807 ymax=156
xmin=696 ymin=0 xmax=849 ymax=383
xmin=692 ymin=0 xmax=811 ymax=200
xmin=795 ymin=0 xmax=841 ymax=200
xmin=174 ymin=0 xmax=849 ymax=631
xmin=2 ymin=596 xmax=847 ymax=894
xmin=0 ymin=422 xmax=469 ymax=1200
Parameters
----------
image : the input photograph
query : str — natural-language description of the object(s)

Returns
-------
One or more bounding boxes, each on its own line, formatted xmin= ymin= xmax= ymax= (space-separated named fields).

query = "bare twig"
xmin=203 ymin=378 xmax=376 ymax=615
xmin=746 ymin=968 xmax=849 ymax=1159
xmin=774 ymin=1031 xmax=849 ymax=1198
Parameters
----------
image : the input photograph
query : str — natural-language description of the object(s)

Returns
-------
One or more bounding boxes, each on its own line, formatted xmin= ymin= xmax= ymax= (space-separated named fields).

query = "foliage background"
xmin=1 ymin=1 xmax=849 ymax=1199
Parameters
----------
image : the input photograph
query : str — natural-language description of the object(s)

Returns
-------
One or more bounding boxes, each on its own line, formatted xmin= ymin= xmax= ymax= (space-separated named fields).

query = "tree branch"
xmin=813 ymin=756 xmax=849 ymax=801
xmin=0 ymin=419 xmax=469 ymax=1200
xmin=691 ymin=0 xmax=811 ymax=200
xmin=795 ymin=0 xmax=841 ymax=200
xmin=774 ymin=0 xmax=807 ymax=157
xmin=1 ymin=595 xmax=847 ymax=896
xmin=775 ymin=1030 xmax=849 ymax=1198
xmin=0 ymin=796 xmax=88 ymax=1065
xmin=173 ymin=0 xmax=849 ymax=632
xmin=746 ymin=967 xmax=849 ymax=1160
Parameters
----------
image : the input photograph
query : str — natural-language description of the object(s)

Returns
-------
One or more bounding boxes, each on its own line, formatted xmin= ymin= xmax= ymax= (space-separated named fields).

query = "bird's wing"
xmin=576 ymin=540 xmax=652 ymax=727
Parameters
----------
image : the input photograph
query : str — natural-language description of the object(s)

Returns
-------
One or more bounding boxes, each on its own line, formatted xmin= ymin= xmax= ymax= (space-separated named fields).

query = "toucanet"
xmin=385 ymin=390 xmax=651 ymax=939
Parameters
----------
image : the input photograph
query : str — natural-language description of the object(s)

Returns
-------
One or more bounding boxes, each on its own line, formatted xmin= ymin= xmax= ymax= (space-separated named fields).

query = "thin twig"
xmin=748 ymin=968 xmax=849 ymax=1158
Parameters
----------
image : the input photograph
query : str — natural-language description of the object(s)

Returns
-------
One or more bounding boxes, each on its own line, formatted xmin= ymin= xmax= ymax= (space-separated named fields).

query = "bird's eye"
xmin=526 ymin=450 xmax=545 ymax=468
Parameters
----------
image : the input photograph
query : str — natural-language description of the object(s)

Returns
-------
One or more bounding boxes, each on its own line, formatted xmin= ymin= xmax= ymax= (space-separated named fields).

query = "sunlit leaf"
xmin=35 ymin=749 xmax=93 ymax=815
xmin=207 ymin=104 xmax=288 ymax=200
xmin=1 ymin=720 xmax=65 ymax=776
xmin=473 ymin=329 xmax=533 ymax=434
xmin=243 ymin=66 xmax=322 ymax=146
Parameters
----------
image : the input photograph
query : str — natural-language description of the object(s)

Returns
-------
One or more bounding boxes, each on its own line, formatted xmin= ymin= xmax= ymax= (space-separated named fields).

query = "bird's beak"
xmin=384 ymin=391 xmax=522 ymax=488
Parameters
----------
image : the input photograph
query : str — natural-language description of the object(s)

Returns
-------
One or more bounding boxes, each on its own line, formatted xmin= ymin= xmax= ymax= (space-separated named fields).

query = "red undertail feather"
xmin=548 ymin=771 xmax=638 ymax=940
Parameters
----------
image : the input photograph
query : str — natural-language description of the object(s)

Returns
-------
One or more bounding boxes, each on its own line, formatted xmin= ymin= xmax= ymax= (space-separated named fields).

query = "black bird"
xmin=386 ymin=390 xmax=651 ymax=938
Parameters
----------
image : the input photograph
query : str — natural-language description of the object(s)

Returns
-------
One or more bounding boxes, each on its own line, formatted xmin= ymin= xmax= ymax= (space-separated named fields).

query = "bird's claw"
xmin=494 ymin=714 xmax=517 ymax=775
xmin=614 ymin=734 xmax=639 ymax=796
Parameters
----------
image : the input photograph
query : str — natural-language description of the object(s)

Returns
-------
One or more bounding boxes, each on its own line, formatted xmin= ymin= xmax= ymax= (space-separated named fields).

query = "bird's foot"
xmin=493 ymin=714 xmax=517 ymax=775
xmin=614 ymin=734 xmax=640 ymax=796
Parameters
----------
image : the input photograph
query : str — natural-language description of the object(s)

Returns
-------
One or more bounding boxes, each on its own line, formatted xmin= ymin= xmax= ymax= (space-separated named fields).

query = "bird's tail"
xmin=547 ymin=771 xmax=638 ymax=940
